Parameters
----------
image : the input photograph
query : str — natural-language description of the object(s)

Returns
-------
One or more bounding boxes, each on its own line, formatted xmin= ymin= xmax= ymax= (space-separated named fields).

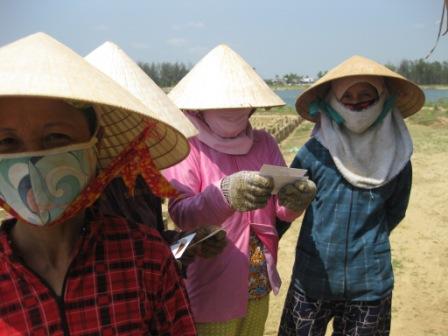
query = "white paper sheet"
xmin=260 ymin=164 xmax=308 ymax=194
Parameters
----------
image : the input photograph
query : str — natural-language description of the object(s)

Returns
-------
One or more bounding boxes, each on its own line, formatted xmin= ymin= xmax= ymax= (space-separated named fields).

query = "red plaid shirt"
xmin=0 ymin=214 xmax=196 ymax=335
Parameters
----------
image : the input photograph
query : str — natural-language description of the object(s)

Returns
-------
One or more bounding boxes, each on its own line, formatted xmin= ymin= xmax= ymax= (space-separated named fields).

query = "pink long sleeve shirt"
xmin=163 ymin=130 xmax=299 ymax=323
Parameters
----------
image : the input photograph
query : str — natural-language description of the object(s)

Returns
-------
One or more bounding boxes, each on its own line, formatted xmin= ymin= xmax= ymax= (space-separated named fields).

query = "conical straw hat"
xmin=168 ymin=44 xmax=285 ymax=110
xmin=296 ymin=55 xmax=425 ymax=122
xmin=0 ymin=32 xmax=189 ymax=170
xmin=85 ymin=42 xmax=197 ymax=139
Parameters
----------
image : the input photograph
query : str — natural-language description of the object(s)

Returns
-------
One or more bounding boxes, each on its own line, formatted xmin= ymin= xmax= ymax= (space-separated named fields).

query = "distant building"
xmin=300 ymin=76 xmax=314 ymax=84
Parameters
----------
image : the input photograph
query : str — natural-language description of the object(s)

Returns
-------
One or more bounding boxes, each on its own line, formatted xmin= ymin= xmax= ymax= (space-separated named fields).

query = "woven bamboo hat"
xmin=296 ymin=55 xmax=425 ymax=122
xmin=168 ymin=44 xmax=285 ymax=110
xmin=0 ymin=32 xmax=189 ymax=170
xmin=85 ymin=42 xmax=197 ymax=139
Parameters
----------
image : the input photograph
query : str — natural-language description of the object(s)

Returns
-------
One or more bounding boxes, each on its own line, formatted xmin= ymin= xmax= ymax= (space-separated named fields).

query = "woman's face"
xmin=0 ymin=97 xmax=91 ymax=154
xmin=339 ymin=82 xmax=379 ymax=105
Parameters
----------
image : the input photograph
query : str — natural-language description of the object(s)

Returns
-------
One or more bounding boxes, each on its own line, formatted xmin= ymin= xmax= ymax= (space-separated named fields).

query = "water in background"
xmin=275 ymin=88 xmax=448 ymax=107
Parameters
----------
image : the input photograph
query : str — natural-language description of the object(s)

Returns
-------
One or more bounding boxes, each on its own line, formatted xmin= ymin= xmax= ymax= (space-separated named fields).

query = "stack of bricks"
xmin=251 ymin=115 xmax=302 ymax=143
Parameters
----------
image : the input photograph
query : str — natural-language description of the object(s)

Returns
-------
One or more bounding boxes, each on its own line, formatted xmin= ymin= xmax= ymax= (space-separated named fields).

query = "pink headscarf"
xmin=185 ymin=108 xmax=254 ymax=155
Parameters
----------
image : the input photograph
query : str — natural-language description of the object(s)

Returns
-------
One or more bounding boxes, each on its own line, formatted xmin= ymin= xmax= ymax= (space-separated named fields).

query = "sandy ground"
xmin=264 ymin=121 xmax=448 ymax=336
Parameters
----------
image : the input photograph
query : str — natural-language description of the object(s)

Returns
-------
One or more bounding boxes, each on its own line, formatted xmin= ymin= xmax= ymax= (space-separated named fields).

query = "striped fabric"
xmin=290 ymin=138 xmax=412 ymax=301
xmin=0 ymin=214 xmax=196 ymax=335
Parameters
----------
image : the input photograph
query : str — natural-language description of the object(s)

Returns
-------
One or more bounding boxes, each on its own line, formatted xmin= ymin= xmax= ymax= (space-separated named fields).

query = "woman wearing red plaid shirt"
xmin=0 ymin=33 xmax=196 ymax=335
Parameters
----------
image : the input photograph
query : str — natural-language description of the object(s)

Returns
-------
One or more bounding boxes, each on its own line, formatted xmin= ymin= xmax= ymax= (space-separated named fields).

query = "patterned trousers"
xmin=278 ymin=285 xmax=392 ymax=336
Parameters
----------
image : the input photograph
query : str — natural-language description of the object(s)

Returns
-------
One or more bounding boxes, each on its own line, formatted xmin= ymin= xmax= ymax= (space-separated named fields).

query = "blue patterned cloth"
xmin=290 ymin=138 xmax=412 ymax=301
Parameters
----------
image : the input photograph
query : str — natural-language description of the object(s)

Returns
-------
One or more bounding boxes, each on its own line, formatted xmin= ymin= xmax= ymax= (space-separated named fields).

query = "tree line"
xmin=138 ymin=62 xmax=190 ymax=88
xmin=385 ymin=59 xmax=448 ymax=85
xmin=138 ymin=59 xmax=448 ymax=88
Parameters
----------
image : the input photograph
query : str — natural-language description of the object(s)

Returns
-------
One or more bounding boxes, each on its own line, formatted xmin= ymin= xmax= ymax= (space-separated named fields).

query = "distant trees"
xmin=386 ymin=59 xmax=448 ymax=85
xmin=316 ymin=70 xmax=327 ymax=79
xmin=138 ymin=62 xmax=190 ymax=88
xmin=282 ymin=73 xmax=303 ymax=85
xmin=268 ymin=73 xmax=314 ymax=86
xmin=138 ymin=59 xmax=448 ymax=88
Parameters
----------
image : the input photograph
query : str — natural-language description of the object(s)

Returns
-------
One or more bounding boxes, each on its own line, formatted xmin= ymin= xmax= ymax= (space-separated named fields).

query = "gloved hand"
xmin=278 ymin=179 xmax=317 ymax=213
xmin=189 ymin=225 xmax=227 ymax=259
xmin=221 ymin=171 xmax=274 ymax=211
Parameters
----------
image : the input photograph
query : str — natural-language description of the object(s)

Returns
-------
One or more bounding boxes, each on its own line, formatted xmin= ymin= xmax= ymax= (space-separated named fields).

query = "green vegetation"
xmin=139 ymin=59 xmax=448 ymax=91
xmin=386 ymin=59 xmax=448 ymax=85
xmin=392 ymin=258 xmax=403 ymax=271
xmin=269 ymin=84 xmax=310 ymax=91
xmin=138 ymin=61 xmax=190 ymax=87
xmin=408 ymin=100 xmax=448 ymax=127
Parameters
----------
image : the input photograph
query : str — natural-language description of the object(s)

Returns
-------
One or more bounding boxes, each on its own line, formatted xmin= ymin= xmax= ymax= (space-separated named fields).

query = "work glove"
xmin=278 ymin=179 xmax=317 ymax=213
xmin=189 ymin=225 xmax=227 ymax=259
xmin=221 ymin=171 xmax=274 ymax=211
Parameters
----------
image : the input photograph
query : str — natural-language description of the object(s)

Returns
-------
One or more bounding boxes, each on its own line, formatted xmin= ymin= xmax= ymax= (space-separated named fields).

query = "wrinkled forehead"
xmin=0 ymin=97 xmax=95 ymax=133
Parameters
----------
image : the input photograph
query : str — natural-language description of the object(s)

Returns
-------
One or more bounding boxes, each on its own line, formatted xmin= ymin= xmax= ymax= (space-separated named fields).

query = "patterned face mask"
xmin=0 ymin=138 xmax=97 ymax=226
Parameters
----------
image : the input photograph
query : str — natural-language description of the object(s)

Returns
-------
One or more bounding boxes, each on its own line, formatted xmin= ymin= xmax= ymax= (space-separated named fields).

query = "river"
xmin=275 ymin=88 xmax=448 ymax=107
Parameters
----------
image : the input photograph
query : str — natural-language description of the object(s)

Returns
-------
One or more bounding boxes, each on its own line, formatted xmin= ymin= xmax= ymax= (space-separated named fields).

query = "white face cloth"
xmin=314 ymin=95 xmax=413 ymax=189
xmin=328 ymin=92 xmax=386 ymax=134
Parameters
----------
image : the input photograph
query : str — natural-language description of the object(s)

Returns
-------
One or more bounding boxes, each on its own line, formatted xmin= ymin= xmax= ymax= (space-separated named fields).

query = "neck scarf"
xmin=314 ymin=95 xmax=413 ymax=189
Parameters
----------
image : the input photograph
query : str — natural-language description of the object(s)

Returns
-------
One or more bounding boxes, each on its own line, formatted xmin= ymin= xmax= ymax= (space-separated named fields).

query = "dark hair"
xmin=82 ymin=106 xmax=97 ymax=136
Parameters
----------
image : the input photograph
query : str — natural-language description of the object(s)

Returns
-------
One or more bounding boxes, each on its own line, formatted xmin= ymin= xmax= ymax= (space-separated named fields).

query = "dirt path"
xmin=264 ymin=122 xmax=448 ymax=336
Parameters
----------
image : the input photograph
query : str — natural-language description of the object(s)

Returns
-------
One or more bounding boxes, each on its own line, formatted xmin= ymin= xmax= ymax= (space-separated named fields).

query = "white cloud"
xmin=166 ymin=38 xmax=188 ymax=47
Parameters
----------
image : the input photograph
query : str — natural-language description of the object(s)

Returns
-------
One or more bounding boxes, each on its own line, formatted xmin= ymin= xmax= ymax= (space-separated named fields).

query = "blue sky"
xmin=1 ymin=0 xmax=447 ymax=78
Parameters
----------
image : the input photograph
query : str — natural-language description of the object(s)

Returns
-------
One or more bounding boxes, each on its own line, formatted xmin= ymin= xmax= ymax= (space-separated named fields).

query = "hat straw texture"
xmin=169 ymin=44 xmax=285 ymax=110
xmin=296 ymin=55 xmax=425 ymax=122
xmin=0 ymin=32 xmax=189 ymax=170
xmin=85 ymin=42 xmax=197 ymax=139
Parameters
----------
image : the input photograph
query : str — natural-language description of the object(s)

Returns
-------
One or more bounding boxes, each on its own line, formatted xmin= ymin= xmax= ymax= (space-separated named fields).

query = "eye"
xmin=0 ymin=136 xmax=21 ymax=153
xmin=0 ymin=137 xmax=19 ymax=145
xmin=43 ymin=133 xmax=73 ymax=148
xmin=341 ymin=92 xmax=353 ymax=102
xmin=359 ymin=92 xmax=374 ymax=100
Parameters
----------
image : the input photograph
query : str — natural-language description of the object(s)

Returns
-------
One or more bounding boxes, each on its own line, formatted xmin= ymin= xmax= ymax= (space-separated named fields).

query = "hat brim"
xmin=0 ymin=33 xmax=190 ymax=171
xmin=296 ymin=75 xmax=425 ymax=122
xmin=296 ymin=56 xmax=425 ymax=122
xmin=85 ymin=42 xmax=198 ymax=140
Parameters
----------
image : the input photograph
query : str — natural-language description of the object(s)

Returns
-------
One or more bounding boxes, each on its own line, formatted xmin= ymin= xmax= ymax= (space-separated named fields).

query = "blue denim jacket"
xmin=291 ymin=138 xmax=412 ymax=301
